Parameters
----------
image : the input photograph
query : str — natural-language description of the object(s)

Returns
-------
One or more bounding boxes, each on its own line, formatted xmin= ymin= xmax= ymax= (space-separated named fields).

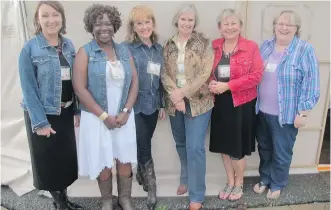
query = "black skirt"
xmin=24 ymin=105 xmax=78 ymax=191
xmin=209 ymin=91 xmax=257 ymax=159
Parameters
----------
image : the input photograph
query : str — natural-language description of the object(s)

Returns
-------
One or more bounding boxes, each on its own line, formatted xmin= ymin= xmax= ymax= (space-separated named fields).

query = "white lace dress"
xmin=78 ymin=61 xmax=137 ymax=180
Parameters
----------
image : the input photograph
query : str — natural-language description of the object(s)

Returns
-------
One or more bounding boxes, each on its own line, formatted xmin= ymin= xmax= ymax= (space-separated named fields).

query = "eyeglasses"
xmin=276 ymin=23 xmax=297 ymax=28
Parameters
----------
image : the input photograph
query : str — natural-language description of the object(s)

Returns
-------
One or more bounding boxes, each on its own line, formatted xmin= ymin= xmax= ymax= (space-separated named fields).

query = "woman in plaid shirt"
xmin=254 ymin=10 xmax=320 ymax=199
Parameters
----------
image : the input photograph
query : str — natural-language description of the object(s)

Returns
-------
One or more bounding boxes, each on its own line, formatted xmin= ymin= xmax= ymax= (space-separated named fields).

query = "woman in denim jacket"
xmin=124 ymin=5 xmax=166 ymax=210
xmin=18 ymin=1 xmax=82 ymax=210
xmin=254 ymin=10 xmax=320 ymax=199
xmin=73 ymin=4 xmax=138 ymax=210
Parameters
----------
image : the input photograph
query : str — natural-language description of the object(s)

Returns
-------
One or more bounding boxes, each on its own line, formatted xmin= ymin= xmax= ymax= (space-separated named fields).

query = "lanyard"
xmin=141 ymin=46 xmax=154 ymax=62
xmin=141 ymin=45 xmax=155 ymax=84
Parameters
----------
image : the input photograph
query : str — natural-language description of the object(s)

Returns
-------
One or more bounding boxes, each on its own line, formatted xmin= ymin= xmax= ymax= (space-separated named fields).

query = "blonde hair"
xmin=172 ymin=3 xmax=199 ymax=28
xmin=126 ymin=5 xmax=158 ymax=43
xmin=273 ymin=10 xmax=301 ymax=37
xmin=216 ymin=8 xmax=243 ymax=27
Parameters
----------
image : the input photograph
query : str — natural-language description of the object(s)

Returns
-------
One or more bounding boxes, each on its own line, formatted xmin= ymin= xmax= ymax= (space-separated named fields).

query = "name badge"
xmin=177 ymin=78 xmax=186 ymax=88
xmin=109 ymin=61 xmax=125 ymax=80
xmin=218 ymin=65 xmax=230 ymax=78
xmin=177 ymin=63 xmax=185 ymax=73
xmin=147 ymin=61 xmax=161 ymax=76
xmin=265 ymin=63 xmax=277 ymax=73
xmin=61 ymin=67 xmax=71 ymax=81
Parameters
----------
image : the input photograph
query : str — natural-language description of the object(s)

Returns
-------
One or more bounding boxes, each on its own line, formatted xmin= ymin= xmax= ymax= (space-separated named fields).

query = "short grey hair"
xmin=273 ymin=10 xmax=301 ymax=37
xmin=172 ymin=3 xmax=199 ymax=28
xmin=216 ymin=8 xmax=243 ymax=26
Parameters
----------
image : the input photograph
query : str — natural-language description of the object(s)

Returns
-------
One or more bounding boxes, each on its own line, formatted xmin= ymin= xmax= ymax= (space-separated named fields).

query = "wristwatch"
xmin=122 ymin=107 xmax=131 ymax=114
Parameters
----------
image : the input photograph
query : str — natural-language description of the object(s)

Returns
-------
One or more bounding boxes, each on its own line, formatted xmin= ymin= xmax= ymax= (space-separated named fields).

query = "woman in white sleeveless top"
xmin=73 ymin=4 xmax=138 ymax=210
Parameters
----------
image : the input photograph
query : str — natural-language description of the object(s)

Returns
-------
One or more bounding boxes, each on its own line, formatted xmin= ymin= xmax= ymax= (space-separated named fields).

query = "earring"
xmin=151 ymin=31 xmax=155 ymax=42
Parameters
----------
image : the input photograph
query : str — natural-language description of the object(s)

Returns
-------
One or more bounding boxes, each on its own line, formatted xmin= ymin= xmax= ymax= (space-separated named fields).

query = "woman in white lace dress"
xmin=73 ymin=4 xmax=138 ymax=210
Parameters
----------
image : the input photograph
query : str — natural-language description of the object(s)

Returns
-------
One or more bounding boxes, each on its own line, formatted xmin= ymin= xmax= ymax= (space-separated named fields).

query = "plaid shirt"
xmin=257 ymin=36 xmax=320 ymax=125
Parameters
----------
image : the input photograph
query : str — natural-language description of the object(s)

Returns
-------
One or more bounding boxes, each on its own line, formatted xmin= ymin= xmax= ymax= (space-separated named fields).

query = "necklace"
xmin=54 ymin=38 xmax=62 ymax=53
xmin=223 ymin=43 xmax=238 ymax=58
xmin=109 ymin=46 xmax=118 ymax=64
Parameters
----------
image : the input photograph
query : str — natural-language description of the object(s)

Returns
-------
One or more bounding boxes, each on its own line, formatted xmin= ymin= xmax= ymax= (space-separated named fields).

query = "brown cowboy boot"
xmin=117 ymin=174 xmax=134 ymax=210
xmin=141 ymin=159 xmax=157 ymax=210
xmin=97 ymin=176 xmax=113 ymax=210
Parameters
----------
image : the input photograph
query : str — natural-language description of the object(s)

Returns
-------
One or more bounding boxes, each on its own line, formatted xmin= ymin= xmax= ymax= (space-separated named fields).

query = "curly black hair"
xmin=83 ymin=4 xmax=122 ymax=34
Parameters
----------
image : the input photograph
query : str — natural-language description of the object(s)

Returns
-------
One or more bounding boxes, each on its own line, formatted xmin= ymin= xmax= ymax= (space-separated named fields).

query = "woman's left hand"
xmin=116 ymin=112 xmax=129 ymax=127
xmin=158 ymin=108 xmax=166 ymax=120
xmin=74 ymin=115 xmax=81 ymax=127
xmin=170 ymin=89 xmax=184 ymax=104
xmin=209 ymin=82 xmax=229 ymax=94
xmin=294 ymin=114 xmax=307 ymax=128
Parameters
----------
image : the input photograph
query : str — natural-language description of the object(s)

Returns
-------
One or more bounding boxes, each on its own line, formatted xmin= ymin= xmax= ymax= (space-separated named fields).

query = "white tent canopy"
xmin=1 ymin=1 xmax=329 ymax=198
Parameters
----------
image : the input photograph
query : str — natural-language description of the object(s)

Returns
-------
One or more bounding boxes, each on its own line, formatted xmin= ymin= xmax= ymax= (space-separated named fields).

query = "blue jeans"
xmin=169 ymin=109 xmax=212 ymax=203
xmin=256 ymin=111 xmax=298 ymax=191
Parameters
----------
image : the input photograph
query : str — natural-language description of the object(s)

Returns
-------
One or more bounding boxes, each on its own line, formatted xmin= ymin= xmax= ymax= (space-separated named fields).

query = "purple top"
xmin=258 ymin=49 xmax=283 ymax=115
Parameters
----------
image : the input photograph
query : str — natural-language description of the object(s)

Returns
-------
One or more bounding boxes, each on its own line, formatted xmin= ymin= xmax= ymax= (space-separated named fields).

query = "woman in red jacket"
xmin=208 ymin=8 xmax=263 ymax=201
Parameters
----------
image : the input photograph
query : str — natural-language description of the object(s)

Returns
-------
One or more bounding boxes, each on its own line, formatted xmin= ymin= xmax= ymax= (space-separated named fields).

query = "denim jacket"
xmin=18 ymin=32 xmax=77 ymax=132
xmin=125 ymin=41 xmax=164 ymax=115
xmin=79 ymin=39 xmax=132 ymax=114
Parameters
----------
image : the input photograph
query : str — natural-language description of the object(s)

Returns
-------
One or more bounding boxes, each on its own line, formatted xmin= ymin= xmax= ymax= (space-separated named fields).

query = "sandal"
xmin=267 ymin=189 xmax=281 ymax=199
xmin=228 ymin=185 xmax=243 ymax=201
xmin=218 ymin=183 xmax=234 ymax=200
xmin=253 ymin=182 xmax=267 ymax=194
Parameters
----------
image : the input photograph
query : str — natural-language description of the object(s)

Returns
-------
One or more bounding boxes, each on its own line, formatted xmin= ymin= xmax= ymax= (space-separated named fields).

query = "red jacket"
xmin=210 ymin=36 xmax=263 ymax=107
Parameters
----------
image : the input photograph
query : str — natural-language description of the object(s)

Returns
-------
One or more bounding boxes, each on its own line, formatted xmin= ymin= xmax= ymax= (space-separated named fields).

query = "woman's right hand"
xmin=209 ymin=80 xmax=218 ymax=93
xmin=103 ymin=115 xmax=118 ymax=130
xmin=175 ymin=100 xmax=186 ymax=113
xmin=209 ymin=80 xmax=217 ymax=88
xmin=36 ymin=127 xmax=56 ymax=137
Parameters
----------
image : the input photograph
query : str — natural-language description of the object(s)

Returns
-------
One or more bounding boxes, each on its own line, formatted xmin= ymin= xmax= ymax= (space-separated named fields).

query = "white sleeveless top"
xmin=78 ymin=61 xmax=137 ymax=180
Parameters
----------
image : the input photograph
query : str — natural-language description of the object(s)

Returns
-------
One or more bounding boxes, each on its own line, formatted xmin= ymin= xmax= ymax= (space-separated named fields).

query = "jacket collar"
xmin=169 ymin=30 xmax=207 ymax=51
xmin=36 ymin=32 xmax=68 ymax=48
xmin=90 ymin=38 xmax=120 ymax=52
xmin=170 ymin=30 xmax=199 ymax=43
xmin=132 ymin=40 xmax=162 ymax=51
xmin=91 ymin=39 xmax=126 ymax=59
xmin=212 ymin=36 xmax=247 ymax=52
xmin=264 ymin=36 xmax=299 ymax=54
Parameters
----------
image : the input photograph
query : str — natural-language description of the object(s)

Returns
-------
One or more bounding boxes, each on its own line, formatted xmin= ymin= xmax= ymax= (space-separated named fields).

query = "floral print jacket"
xmin=161 ymin=31 xmax=214 ymax=117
